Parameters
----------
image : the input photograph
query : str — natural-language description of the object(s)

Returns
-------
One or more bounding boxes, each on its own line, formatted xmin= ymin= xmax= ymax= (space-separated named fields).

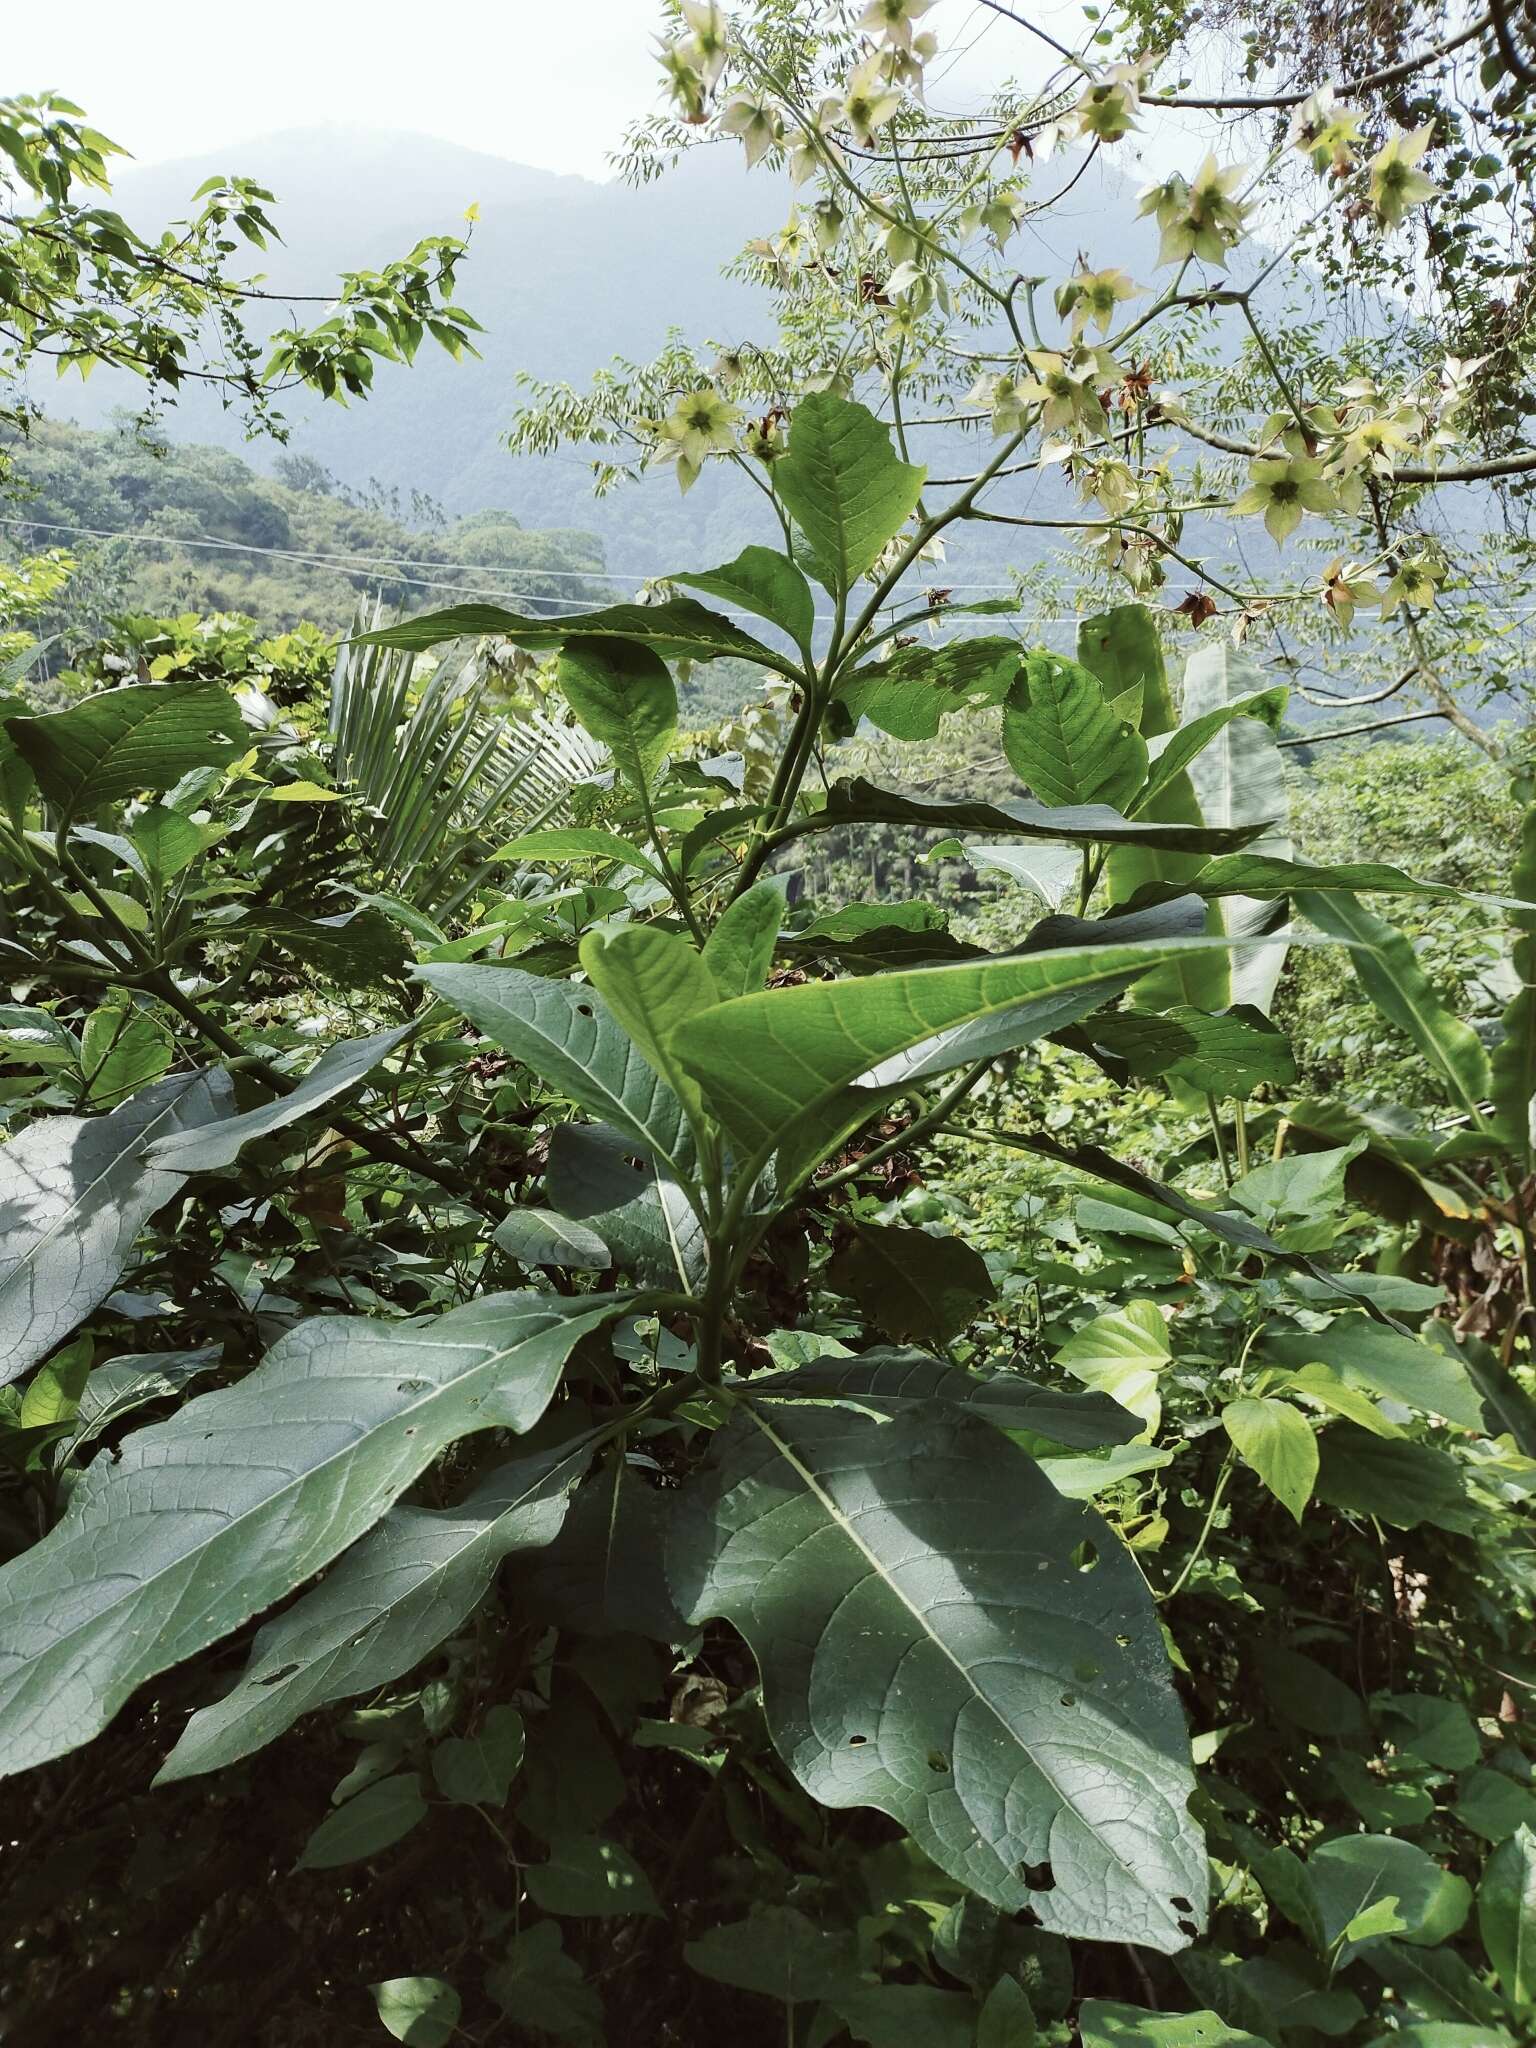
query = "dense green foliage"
xmin=2 ymin=385 xmax=1534 ymax=2048
xmin=3 ymin=7 xmax=1536 ymax=2046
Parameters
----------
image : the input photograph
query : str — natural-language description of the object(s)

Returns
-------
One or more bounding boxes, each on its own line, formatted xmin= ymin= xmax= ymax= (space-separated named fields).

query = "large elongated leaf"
xmin=1299 ymin=892 xmax=1492 ymax=1122
xmin=837 ymin=638 xmax=1020 ymax=742
xmin=773 ymin=393 xmax=925 ymax=593
xmin=1079 ymin=609 xmax=1228 ymax=1012
xmin=354 ymin=598 xmax=785 ymax=671
xmin=1003 ymin=652 xmax=1147 ymax=809
xmin=580 ymin=925 xmax=718 ymax=1128
xmin=668 ymin=1398 xmax=1206 ymax=1952
xmin=6 ymin=681 xmax=243 ymax=816
xmin=751 ymin=1349 xmax=1139 ymax=1449
xmin=1491 ymin=807 xmax=1536 ymax=1168
xmin=418 ymin=963 xmax=695 ymax=1186
xmin=1177 ymin=643 xmax=1292 ymax=1014
xmin=0 ymin=1294 xmax=620 ymax=1779
xmin=157 ymin=1437 xmax=593 ymax=1782
xmin=558 ymin=638 xmax=677 ymax=797
xmin=1263 ymin=1315 xmax=1485 ymax=1429
xmin=0 ymin=1069 xmax=231 ymax=1384
xmin=817 ymin=778 xmax=1262 ymax=854
xmin=669 ymin=546 xmax=816 ymax=657
xmin=669 ymin=932 xmax=1239 ymax=1177
xmin=146 ymin=1024 xmax=416 ymax=1173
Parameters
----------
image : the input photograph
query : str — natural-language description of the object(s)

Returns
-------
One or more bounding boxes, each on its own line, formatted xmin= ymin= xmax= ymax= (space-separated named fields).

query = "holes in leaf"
xmin=847 ymin=1734 xmax=869 ymax=1747
xmin=1114 ymin=1633 xmax=1131 ymax=1648
xmin=1072 ymin=1538 xmax=1099 ymax=1573
xmin=396 ymin=1378 xmax=429 ymax=1394
xmin=575 ymin=1003 xmax=594 ymax=1017
xmin=256 ymin=1663 xmax=300 ymax=1688
xmin=624 ymin=1156 xmax=648 ymax=1174
xmin=1018 ymin=1859 xmax=1053 ymax=1892
xmin=1170 ymin=1895 xmax=1193 ymax=1913
xmin=1177 ymin=1918 xmax=1199 ymax=1940
xmin=926 ymin=1750 xmax=950 ymax=1774
xmin=1059 ymin=1693 xmax=1077 ymax=1709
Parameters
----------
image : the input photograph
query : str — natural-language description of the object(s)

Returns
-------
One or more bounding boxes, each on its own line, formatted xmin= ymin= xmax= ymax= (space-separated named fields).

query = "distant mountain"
xmin=48 ymin=127 xmax=1193 ymax=590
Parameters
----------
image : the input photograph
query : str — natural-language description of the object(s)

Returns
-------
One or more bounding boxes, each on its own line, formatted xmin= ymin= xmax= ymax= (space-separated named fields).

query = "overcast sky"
xmin=8 ymin=0 xmax=1116 ymax=180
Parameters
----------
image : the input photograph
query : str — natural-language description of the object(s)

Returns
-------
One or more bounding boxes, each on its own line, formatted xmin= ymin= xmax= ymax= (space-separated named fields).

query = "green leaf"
xmin=524 ymin=1454 xmax=687 ymax=1642
xmin=1078 ymin=608 xmax=1229 ymax=1013
xmin=495 ymin=827 xmax=667 ymax=884
xmin=669 ymin=932 xmax=1241 ymax=1185
xmin=820 ymin=777 xmax=1263 ymax=853
xmin=1478 ymin=1824 xmax=1536 ymax=2004
xmin=979 ymin=1977 xmax=1037 ymax=2048
xmin=5 ymin=681 xmax=243 ymax=816
xmin=0 ymin=1003 xmax=77 ymax=1068
xmin=830 ymin=1981 xmax=981 ymax=2048
xmin=1263 ymin=1316 xmax=1485 ymax=1429
xmin=701 ymin=880 xmax=782 ymax=998
xmin=837 ymin=637 xmax=1020 ymax=741
xmin=369 ymin=1977 xmax=461 ymax=2048
xmin=484 ymin=1921 xmax=603 ymax=2043
xmin=684 ymin=1906 xmax=860 ymax=2001
xmin=0 ymin=1294 xmax=620 ymax=1779
xmin=495 ymin=1207 xmax=611 ymax=1270
xmin=668 ymin=1398 xmax=1206 ymax=1952
xmin=828 ymin=1225 xmax=993 ymax=1344
xmin=355 ymin=596 xmax=784 ymax=670
xmin=1136 ymin=689 xmax=1289 ymax=816
xmin=1187 ymin=856 xmax=1506 ymax=905
xmin=1456 ymin=1769 xmax=1536 ymax=1844
xmin=1308 ymin=1834 xmax=1471 ymax=1963
xmin=773 ymin=392 xmax=925 ymax=593
xmin=1491 ymin=805 xmax=1536 ymax=1167
xmin=1056 ymin=1300 xmax=1171 ymax=1436
xmin=580 ymin=924 xmax=718 ymax=1129
xmin=545 ymin=1122 xmax=706 ymax=1290
xmin=1079 ymin=2003 xmax=1268 ymax=2048
xmin=1364 ymin=1939 xmax=1511 ymax=2027
xmin=967 ymin=841 xmax=1082 ymax=911
xmin=249 ymin=906 xmax=409 ymax=985
xmin=418 ymin=963 xmax=695 ymax=1187
xmin=1298 ymin=892 xmax=1492 ymax=1122
xmin=525 ymin=1835 xmax=663 ymax=1918
xmin=297 ymin=1772 xmax=426 ymax=1869
xmin=147 ymin=1024 xmax=415 ymax=1173
xmin=559 ymin=637 xmax=677 ymax=796
xmin=753 ymin=1350 xmax=1140 ymax=1450
xmin=18 ymin=1335 xmax=94 ymax=1430
xmin=1222 ymin=1397 xmax=1317 ymax=1521
xmin=1078 ymin=1005 xmax=1296 ymax=1098
xmin=0 ymin=1068 xmax=231 ymax=1384
xmin=432 ymin=1704 xmax=526 ymax=1805
xmin=78 ymin=994 xmax=173 ymax=1109
xmin=1003 ymin=651 xmax=1148 ymax=809
xmin=159 ymin=1439 xmax=591 ymax=1782
xmin=669 ymin=545 xmax=815 ymax=656
xmin=1315 ymin=1427 xmax=1478 ymax=1533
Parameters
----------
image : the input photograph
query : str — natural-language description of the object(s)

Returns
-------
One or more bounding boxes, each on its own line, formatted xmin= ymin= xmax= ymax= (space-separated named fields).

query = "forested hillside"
xmin=4 ymin=418 xmax=611 ymax=635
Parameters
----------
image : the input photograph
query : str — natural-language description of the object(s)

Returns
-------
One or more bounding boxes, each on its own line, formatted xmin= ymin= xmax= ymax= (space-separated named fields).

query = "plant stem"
xmin=1207 ymin=1095 xmax=1233 ymax=1188
xmin=1162 ymin=1451 xmax=1236 ymax=1602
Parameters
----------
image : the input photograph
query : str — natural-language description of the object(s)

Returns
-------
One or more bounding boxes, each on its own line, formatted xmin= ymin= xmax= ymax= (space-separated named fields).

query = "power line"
xmin=0 ymin=510 xmax=1023 ymax=594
